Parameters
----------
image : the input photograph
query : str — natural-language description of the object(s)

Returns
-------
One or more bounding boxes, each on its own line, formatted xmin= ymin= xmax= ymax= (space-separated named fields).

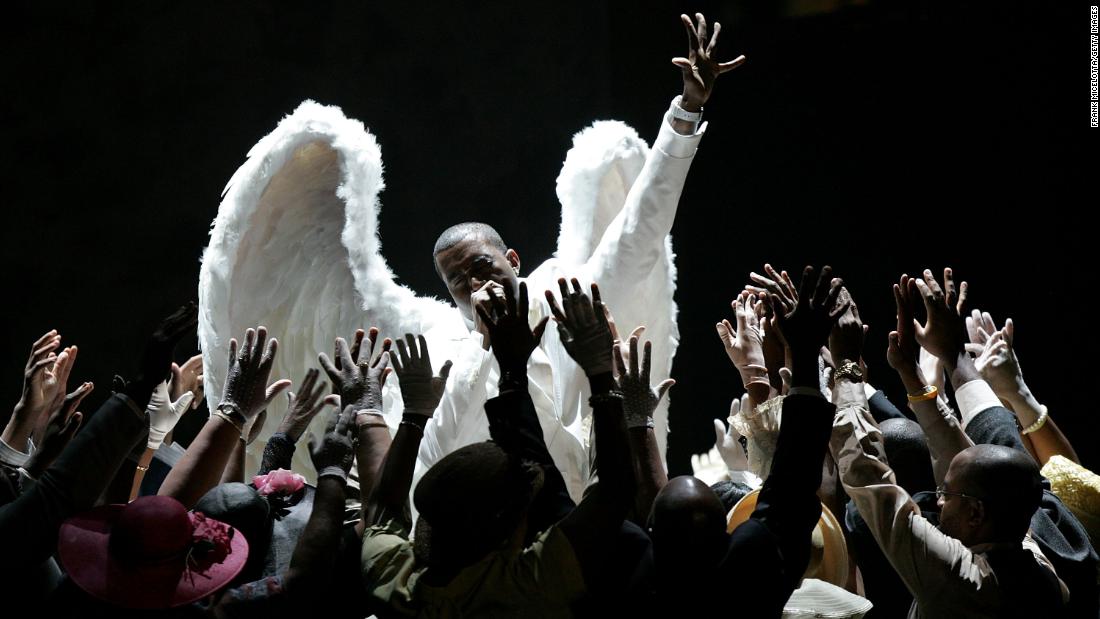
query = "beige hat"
xmin=727 ymin=489 xmax=850 ymax=587
xmin=783 ymin=578 xmax=873 ymax=618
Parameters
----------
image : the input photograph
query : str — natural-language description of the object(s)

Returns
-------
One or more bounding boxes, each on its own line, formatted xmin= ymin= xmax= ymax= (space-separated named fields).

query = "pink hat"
xmin=58 ymin=495 xmax=249 ymax=609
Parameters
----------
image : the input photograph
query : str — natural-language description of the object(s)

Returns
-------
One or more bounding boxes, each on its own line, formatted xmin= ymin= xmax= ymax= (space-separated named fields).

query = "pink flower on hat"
xmin=252 ymin=469 xmax=306 ymax=497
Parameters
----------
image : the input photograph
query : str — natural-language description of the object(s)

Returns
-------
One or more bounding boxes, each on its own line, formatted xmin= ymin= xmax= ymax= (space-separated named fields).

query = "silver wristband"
xmin=317 ymin=466 xmax=348 ymax=484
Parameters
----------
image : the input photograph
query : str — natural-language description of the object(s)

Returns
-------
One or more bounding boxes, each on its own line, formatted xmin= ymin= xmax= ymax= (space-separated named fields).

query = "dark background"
xmin=2 ymin=1 xmax=1096 ymax=473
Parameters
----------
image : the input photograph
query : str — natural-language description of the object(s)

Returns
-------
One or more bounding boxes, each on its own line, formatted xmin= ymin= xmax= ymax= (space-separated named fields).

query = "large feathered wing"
xmin=198 ymin=100 xmax=458 ymax=478
xmin=554 ymin=121 xmax=679 ymax=459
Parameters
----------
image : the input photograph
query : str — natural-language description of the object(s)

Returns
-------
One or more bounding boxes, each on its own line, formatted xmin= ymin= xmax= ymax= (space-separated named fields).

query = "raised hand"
xmin=671 ymin=12 xmax=747 ymax=111
xmin=471 ymin=281 xmax=506 ymax=350
xmin=969 ymin=315 xmax=1023 ymax=397
xmin=908 ymin=268 xmax=970 ymax=362
xmin=127 ymin=302 xmax=199 ymax=403
xmin=220 ymin=326 xmax=292 ymax=421
xmin=747 ymin=264 xmax=798 ymax=317
xmin=887 ymin=275 xmax=922 ymax=374
xmin=546 ymin=278 xmax=615 ymax=376
xmin=716 ymin=292 xmax=769 ymax=401
xmin=146 ymin=380 xmax=197 ymax=450
xmin=475 ymin=279 xmax=550 ymax=372
xmin=828 ymin=287 xmax=866 ymax=366
xmin=169 ymin=354 xmax=205 ymax=410
xmin=614 ymin=332 xmax=675 ymax=429
xmin=319 ymin=328 xmax=391 ymax=411
xmin=388 ymin=334 xmax=452 ymax=416
xmin=770 ymin=265 xmax=847 ymax=360
xmin=23 ymin=381 xmax=92 ymax=479
xmin=276 ymin=368 xmax=340 ymax=442
xmin=309 ymin=405 xmax=357 ymax=478
xmin=714 ymin=394 xmax=750 ymax=472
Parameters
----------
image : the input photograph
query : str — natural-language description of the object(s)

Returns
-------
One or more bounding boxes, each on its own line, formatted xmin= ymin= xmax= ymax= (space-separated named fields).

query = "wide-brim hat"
xmin=58 ymin=495 xmax=248 ymax=609
xmin=783 ymin=578 xmax=873 ymax=618
xmin=727 ymin=489 xmax=849 ymax=587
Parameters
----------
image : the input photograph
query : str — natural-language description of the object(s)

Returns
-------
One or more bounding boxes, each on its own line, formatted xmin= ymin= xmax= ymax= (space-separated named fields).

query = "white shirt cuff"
xmin=728 ymin=469 xmax=763 ymax=489
xmin=0 ymin=436 xmax=32 ymax=467
xmin=657 ymin=98 xmax=706 ymax=158
xmin=956 ymin=379 xmax=1003 ymax=427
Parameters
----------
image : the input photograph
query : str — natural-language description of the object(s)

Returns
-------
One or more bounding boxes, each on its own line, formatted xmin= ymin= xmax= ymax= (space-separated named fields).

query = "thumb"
xmin=62 ymin=411 xmax=83 ymax=440
xmin=265 ymin=379 xmax=293 ymax=403
xmin=656 ymin=378 xmax=675 ymax=401
xmin=170 ymin=362 xmax=182 ymax=386
xmin=439 ymin=360 xmax=454 ymax=382
xmin=713 ymin=418 xmax=726 ymax=445
xmin=963 ymin=343 xmax=984 ymax=356
xmin=716 ymin=321 xmax=733 ymax=346
xmin=172 ymin=391 xmax=196 ymax=415
xmin=532 ymin=316 xmax=550 ymax=343
xmin=779 ymin=367 xmax=793 ymax=391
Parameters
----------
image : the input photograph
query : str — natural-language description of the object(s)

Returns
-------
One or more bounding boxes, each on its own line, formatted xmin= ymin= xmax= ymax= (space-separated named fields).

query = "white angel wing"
xmin=554 ymin=120 xmax=679 ymax=458
xmin=199 ymin=100 xmax=458 ymax=478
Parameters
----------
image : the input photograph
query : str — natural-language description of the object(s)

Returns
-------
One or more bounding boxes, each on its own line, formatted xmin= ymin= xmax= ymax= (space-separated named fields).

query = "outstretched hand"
xmin=967 ymin=313 xmax=1024 ymax=397
xmin=127 ymin=302 xmax=199 ymax=403
xmin=277 ymin=368 xmax=340 ymax=443
xmin=220 ymin=326 xmax=292 ymax=420
xmin=769 ymin=265 xmax=847 ymax=361
xmin=614 ymin=332 xmax=675 ymax=429
xmin=908 ymin=268 xmax=969 ymax=362
xmin=309 ymin=405 xmax=357 ymax=476
xmin=319 ymin=328 xmax=391 ymax=411
xmin=716 ymin=292 xmax=769 ymax=401
xmin=476 ymin=279 xmax=549 ymax=372
xmin=671 ymin=12 xmax=746 ymax=111
xmin=389 ymin=334 xmax=452 ymax=416
xmin=546 ymin=278 xmax=615 ymax=376
xmin=24 ymin=380 xmax=92 ymax=479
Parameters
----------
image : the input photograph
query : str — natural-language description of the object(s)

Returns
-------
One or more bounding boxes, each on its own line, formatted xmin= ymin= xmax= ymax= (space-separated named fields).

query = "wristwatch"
xmin=833 ymin=361 xmax=865 ymax=384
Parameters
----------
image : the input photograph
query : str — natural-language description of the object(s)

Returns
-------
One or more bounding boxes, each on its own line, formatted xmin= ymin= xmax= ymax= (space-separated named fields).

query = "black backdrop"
xmin=2 ymin=1 xmax=1096 ymax=474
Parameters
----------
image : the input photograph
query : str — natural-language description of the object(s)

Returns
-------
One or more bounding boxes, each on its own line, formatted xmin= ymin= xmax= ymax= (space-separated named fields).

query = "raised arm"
xmin=586 ymin=13 xmax=745 ymax=305
xmin=966 ymin=313 xmax=1077 ymax=465
xmin=159 ymin=326 xmax=291 ymax=507
xmin=614 ymin=330 xmax=674 ymax=522
xmin=546 ymin=279 xmax=635 ymax=586
xmin=726 ymin=266 xmax=846 ymax=594
xmin=283 ymin=405 xmax=358 ymax=594
xmin=365 ymin=334 xmax=451 ymax=530
xmin=889 ymin=273 xmax=972 ymax=485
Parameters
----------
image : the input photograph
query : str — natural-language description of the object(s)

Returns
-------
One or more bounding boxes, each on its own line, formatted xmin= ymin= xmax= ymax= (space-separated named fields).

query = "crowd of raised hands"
xmin=2 ymin=263 xmax=1097 ymax=618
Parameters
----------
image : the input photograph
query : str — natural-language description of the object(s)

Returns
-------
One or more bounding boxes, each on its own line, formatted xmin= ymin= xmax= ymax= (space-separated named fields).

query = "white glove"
xmin=146 ymin=380 xmax=195 ymax=450
xmin=714 ymin=394 xmax=751 ymax=472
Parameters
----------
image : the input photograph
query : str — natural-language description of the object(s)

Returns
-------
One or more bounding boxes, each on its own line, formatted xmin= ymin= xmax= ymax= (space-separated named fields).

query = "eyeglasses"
xmin=935 ymin=485 xmax=984 ymax=503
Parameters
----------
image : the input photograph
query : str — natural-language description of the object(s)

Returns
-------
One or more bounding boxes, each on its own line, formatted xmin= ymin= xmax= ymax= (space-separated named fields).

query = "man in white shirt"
xmin=412 ymin=13 xmax=746 ymax=500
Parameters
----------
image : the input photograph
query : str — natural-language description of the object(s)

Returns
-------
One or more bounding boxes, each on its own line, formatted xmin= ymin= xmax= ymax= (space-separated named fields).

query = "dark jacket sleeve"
xmin=484 ymin=388 xmax=575 ymax=534
xmin=718 ymin=394 xmax=834 ymax=616
xmin=868 ymin=390 xmax=910 ymax=423
xmin=0 ymin=394 xmax=148 ymax=571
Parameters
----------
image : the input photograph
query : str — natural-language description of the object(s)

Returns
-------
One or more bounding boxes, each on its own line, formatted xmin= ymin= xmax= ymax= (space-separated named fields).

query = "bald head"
xmin=880 ymin=418 xmax=935 ymax=495
xmin=951 ymin=444 xmax=1043 ymax=540
xmin=650 ymin=476 xmax=728 ymax=571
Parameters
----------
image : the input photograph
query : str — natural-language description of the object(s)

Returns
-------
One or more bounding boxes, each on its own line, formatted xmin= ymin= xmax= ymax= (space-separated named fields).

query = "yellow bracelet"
xmin=907 ymin=385 xmax=939 ymax=403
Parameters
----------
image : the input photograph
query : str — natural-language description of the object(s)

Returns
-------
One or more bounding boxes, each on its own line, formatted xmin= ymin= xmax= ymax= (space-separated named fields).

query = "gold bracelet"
xmin=135 ymin=465 xmax=149 ymax=473
xmin=213 ymin=410 xmax=244 ymax=435
xmin=907 ymin=385 xmax=939 ymax=403
xmin=1021 ymin=406 xmax=1049 ymax=435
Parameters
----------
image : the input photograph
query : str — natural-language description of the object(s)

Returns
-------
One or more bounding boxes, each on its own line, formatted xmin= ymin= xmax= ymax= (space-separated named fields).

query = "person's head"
xmin=649 ymin=476 xmax=729 ymax=579
xmin=880 ymin=418 xmax=935 ymax=496
xmin=433 ymin=222 xmax=520 ymax=321
xmin=937 ymin=444 xmax=1043 ymax=546
xmin=193 ymin=482 xmax=273 ymax=584
xmin=413 ymin=441 xmax=542 ymax=569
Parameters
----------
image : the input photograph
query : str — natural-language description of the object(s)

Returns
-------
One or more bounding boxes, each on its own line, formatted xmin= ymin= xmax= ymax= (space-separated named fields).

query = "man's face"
xmin=434 ymin=236 xmax=519 ymax=321
xmin=937 ymin=453 xmax=981 ymax=545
